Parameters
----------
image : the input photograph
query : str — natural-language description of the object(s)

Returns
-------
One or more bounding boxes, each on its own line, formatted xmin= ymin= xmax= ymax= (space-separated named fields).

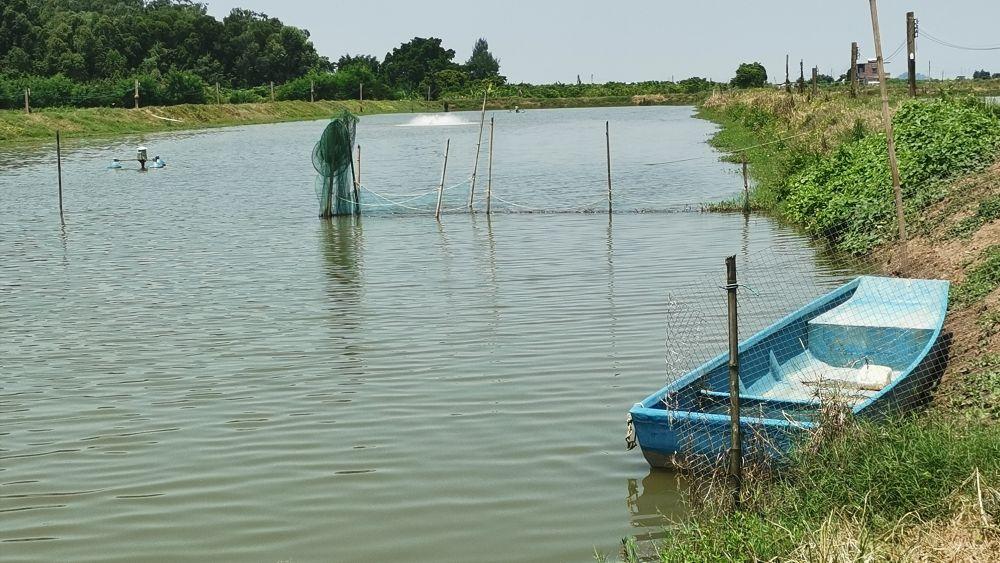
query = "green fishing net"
xmin=312 ymin=110 xmax=359 ymax=217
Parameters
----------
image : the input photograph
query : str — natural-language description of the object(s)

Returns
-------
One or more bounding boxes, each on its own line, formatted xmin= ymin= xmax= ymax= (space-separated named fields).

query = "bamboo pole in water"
xmin=57 ymin=130 xmax=64 ymax=226
xmin=486 ymin=117 xmax=494 ymax=215
xmin=353 ymin=144 xmax=362 ymax=216
xmin=605 ymin=121 xmax=612 ymax=215
xmin=469 ymin=89 xmax=489 ymax=210
xmin=741 ymin=152 xmax=750 ymax=215
xmin=435 ymin=139 xmax=450 ymax=220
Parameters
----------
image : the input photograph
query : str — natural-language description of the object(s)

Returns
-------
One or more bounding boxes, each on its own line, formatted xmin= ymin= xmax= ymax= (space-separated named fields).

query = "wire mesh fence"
xmin=627 ymin=249 xmax=952 ymax=499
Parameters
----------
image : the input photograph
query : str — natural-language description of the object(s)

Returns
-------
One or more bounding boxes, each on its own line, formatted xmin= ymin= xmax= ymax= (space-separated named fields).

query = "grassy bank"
xmin=633 ymin=89 xmax=1000 ymax=562
xmin=0 ymin=99 xmax=442 ymax=144
xmin=444 ymin=92 xmax=708 ymax=111
xmin=0 ymin=93 xmax=708 ymax=145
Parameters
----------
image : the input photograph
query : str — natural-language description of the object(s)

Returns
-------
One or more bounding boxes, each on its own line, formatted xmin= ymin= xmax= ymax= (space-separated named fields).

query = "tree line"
xmin=0 ymin=0 xmax=721 ymax=110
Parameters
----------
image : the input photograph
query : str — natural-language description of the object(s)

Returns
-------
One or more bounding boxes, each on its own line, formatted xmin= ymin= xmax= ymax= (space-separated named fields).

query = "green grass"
xmin=951 ymin=245 xmax=1000 ymax=308
xmin=700 ymin=92 xmax=1000 ymax=254
xmin=652 ymin=416 xmax=1000 ymax=561
xmin=0 ymin=99 xmax=442 ymax=144
xmin=948 ymin=195 xmax=1000 ymax=239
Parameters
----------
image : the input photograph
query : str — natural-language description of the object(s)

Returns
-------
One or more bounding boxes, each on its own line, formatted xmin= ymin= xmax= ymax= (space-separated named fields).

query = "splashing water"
xmin=397 ymin=114 xmax=475 ymax=127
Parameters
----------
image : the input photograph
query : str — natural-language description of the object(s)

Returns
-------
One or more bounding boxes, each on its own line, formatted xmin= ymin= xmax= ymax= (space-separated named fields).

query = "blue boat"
xmin=627 ymin=276 xmax=950 ymax=468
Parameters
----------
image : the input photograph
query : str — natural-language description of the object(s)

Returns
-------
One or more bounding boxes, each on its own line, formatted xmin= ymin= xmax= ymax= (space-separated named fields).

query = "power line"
xmin=921 ymin=29 xmax=1000 ymax=51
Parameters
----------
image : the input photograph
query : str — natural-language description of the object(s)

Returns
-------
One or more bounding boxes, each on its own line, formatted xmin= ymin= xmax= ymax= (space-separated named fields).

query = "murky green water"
xmin=1 ymin=107 xmax=853 ymax=561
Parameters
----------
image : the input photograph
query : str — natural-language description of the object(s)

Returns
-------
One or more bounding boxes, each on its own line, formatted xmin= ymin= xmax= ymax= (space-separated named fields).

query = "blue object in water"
xmin=108 ymin=160 xmax=123 ymax=169
xmin=149 ymin=156 xmax=166 ymax=168
xmin=627 ymin=276 xmax=950 ymax=468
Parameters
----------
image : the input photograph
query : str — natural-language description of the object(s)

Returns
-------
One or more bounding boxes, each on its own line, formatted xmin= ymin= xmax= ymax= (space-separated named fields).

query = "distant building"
xmin=856 ymin=58 xmax=883 ymax=85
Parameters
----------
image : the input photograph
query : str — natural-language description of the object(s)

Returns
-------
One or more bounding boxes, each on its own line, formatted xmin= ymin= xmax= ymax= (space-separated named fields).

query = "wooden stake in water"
xmin=435 ymin=139 xmax=450 ymax=220
xmin=468 ymin=88 xmax=489 ymax=211
xmin=486 ymin=117 xmax=494 ymax=215
xmin=57 ymin=130 xmax=64 ymax=226
xmin=353 ymin=144 xmax=362 ymax=216
xmin=605 ymin=121 xmax=612 ymax=215
xmin=869 ymin=0 xmax=908 ymax=247
xmin=725 ymin=255 xmax=742 ymax=509
xmin=741 ymin=153 xmax=750 ymax=215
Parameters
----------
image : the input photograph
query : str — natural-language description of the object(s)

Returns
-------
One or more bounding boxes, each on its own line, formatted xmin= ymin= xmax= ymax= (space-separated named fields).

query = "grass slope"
xmin=0 ymin=99 xmax=442 ymax=144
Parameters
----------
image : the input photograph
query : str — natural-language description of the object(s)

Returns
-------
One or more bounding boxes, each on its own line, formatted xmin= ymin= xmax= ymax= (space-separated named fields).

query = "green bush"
xmin=784 ymin=99 xmax=1000 ymax=253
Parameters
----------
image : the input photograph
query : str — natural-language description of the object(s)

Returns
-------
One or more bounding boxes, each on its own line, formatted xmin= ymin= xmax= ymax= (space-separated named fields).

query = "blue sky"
xmin=206 ymin=1 xmax=1000 ymax=83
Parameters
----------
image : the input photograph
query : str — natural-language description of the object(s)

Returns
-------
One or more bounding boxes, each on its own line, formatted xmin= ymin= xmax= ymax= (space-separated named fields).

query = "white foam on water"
xmin=397 ymin=114 xmax=475 ymax=127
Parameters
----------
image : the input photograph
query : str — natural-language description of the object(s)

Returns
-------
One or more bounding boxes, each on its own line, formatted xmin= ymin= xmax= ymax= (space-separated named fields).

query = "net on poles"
xmin=313 ymin=110 xmax=359 ymax=217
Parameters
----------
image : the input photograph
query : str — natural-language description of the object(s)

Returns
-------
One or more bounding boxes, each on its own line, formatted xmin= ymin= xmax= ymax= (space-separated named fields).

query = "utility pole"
xmin=310 ymin=79 xmax=315 ymax=102
xmin=270 ymin=81 xmax=275 ymax=102
xmin=24 ymin=87 xmax=30 ymax=114
xmin=798 ymin=59 xmax=805 ymax=94
xmin=811 ymin=66 xmax=818 ymax=97
xmin=850 ymin=42 xmax=859 ymax=97
xmin=869 ymin=0 xmax=907 ymax=246
xmin=785 ymin=54 xmax=791 ymax=93
xmin=906 ymin=11 xmax=917 ymax=97
xmin=134 ymin=79 xmax=139 ymax=109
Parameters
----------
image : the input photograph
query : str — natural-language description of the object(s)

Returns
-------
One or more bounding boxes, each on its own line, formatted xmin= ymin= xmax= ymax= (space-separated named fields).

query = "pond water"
xmin=1 ymin=106 xmax=854 ymax=561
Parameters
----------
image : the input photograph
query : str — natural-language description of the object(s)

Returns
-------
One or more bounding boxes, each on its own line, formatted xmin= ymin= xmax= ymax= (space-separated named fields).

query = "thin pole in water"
xmin=469 ymin=88 xmax=489 ymax=211
xmin=605 ymin=121 xmax=612 ymax=215
xmin=725 ymin=255 xmax=742 ymax=509
xmin=741 ymin=152 xmax=750 ymax=215
xmin=486 ymin=117 xmax=494 ymax=215
xmin=353 ymin=144 xmax=362 ymax=216
xmin=869 ymin=0 xmax=908 ymax=249
xmin=57 ymin=130 xmax=64 ymax=226
xmin=435 ymin=139 xmax=450 ymax=220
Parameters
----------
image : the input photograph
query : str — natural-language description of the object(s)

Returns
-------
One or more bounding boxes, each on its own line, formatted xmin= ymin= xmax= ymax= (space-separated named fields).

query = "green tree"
xmin=730 ymin=62 xmax=768 ymax=88
xmin=972 ymin=69 xmax=992 ymax=80
xmin=337 ymin=54 xmax=379 ymax=74
xmin=464 ymin=38 xmax=502 ymax=82
xmin=381 ymin=37 xmax=457 ymax=92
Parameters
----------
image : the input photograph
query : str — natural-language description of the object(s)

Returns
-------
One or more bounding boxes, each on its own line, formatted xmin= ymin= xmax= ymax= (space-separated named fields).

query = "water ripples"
xmin=0 ymin=107 xmax=855 ymax=562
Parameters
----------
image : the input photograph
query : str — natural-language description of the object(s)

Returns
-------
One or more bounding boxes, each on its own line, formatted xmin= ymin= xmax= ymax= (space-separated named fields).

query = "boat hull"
xmin=629 ymin=276 xmax=950 ymax=468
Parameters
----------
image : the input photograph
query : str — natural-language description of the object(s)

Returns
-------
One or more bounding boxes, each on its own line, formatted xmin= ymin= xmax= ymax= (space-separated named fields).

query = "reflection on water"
xmin=0 ymin=106 xmax=859 ymax=562
xmin=627 ymin=470 xmax=688 ymax=541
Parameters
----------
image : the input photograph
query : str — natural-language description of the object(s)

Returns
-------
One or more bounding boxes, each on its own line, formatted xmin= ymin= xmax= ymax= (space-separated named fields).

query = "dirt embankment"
xmin=880 ymin=159 xmax=1000 ymax=415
